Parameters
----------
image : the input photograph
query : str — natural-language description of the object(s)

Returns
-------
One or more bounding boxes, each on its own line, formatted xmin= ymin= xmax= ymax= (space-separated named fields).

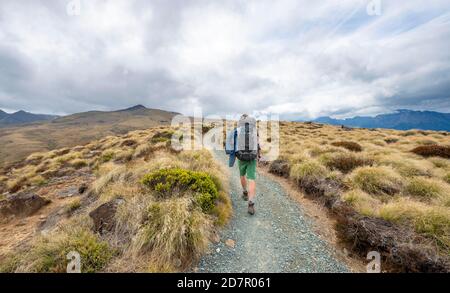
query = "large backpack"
xmin=235 ymin=116 xmax=258 ymax=161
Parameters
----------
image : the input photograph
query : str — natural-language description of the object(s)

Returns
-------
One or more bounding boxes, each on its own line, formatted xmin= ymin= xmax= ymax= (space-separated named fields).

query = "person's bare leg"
xmin=248 ymin=179 xmax=256 ymax=203
xmin=240 ymin=176 xmax=248 ymax=200
xmin=240 ymin=176 xmax=247 ymax=191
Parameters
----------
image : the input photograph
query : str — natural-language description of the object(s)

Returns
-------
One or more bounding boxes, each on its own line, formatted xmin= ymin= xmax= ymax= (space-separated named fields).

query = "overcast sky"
xmin=0 ymin=0 xmax=449 ymax=119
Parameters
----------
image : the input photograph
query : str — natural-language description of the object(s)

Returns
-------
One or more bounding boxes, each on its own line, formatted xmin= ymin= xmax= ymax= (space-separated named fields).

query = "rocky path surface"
xmin=197 ymin=153 xmax=348 ymax=273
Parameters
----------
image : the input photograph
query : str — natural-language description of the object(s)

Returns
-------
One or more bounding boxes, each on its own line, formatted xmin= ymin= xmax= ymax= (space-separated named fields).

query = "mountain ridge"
xmin=0 ymin=109 xmax=58 ymax=127
xmin=312 ymin=109 xmax=450 ymax=131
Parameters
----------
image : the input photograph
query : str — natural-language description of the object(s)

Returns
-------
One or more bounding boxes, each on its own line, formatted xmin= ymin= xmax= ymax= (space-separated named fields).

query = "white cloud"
xmin=0 ymin=0 xmax=449 ymax=118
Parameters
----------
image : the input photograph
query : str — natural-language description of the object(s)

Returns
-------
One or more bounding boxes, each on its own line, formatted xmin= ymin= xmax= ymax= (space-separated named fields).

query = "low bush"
xmin=411 ymin=145 xmax=450 ymax=159
xmin=324 ymin=153 xmax=373 ymax=173
xmin=269 ymin=159 xmax=291 ymax=177
xmin=100 ymin=151 xmax=115 ymax=163
xmin=384 ymin=137 xmax=399 ymax=144
xmin=331 ymin=141 xmax=362 ymax=152
xmin=151 ymin=131 xmax=174 ymax=143
xmin=142 ymin=168 xmax=219 ymax=213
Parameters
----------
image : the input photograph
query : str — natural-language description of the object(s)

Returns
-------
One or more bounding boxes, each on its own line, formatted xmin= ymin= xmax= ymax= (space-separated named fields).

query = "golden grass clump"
xmin=341 ymin=189 xmax=381 ymax=217
xmin=131 ymin=197 xmax=211 ymax=269
xmin=350 ymin=166 xmax=403 ymax=196
xmin=0 ymin=217 xmax=113 ymax=273
xmin=379 ymin=199 xmax=450 ymax=249
xmin=404 ymin=177 xmax=449 ymax=201
xmin=290 ymin=160 xmax=328 ymax=183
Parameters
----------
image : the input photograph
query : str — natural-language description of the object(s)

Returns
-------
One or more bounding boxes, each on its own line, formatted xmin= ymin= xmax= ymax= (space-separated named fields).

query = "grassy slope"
xmin=0 ymin=108 xmax=177 ymax=166
xmin=0 ymin=125 xmax=231 ymax=272
xmin=272 ymin=122 xmax=449 ymax=261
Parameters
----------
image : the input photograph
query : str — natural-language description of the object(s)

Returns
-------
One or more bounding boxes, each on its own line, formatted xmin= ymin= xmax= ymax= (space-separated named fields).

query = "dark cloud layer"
xmin=0 ymin=0 xmax=449 ymax=118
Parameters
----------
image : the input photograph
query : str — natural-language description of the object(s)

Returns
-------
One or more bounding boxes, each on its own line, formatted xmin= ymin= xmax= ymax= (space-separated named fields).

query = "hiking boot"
xmin=242 ymin=190 xmax=248 ymax=201
xmin=248 ymin=202 xmax=255 ymax=215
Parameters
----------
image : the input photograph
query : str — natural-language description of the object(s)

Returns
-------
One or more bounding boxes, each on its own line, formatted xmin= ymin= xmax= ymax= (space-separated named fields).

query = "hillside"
xmin=0 ymin=125 xmax=231 ymax=272
xmin=313 ymin=109 xmax=450 ymax=131
xmin=0 ymin=105 xmax=179 ymax=166
xmin=0 ymin=110 xmax=57 ymax=127
xmin=266 ymin=121 xmax=450 ymax=271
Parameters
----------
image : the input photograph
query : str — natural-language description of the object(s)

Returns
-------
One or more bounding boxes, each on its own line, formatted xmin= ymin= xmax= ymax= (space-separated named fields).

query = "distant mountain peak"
xmin=123 ymin=104 xmax=147 ymax=111
xmin=0 ymin=109 xmax=57 ymax=127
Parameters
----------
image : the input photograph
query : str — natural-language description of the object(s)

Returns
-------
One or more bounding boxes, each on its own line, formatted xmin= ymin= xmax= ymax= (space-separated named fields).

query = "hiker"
xmin=225 ymin=114 xmax=260 ymax=215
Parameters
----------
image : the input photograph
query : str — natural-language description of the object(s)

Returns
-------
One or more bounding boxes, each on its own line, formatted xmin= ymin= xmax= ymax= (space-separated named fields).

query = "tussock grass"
xmin=131 ymin=198 xmax=211 ymax=268
xmin=342 ymin=189 xmax=381 ymax=216
xmin=404 ymin=177 xmax=448 ymax=200
xmin=429 ymin=157 xmax=449 ymax=169
xmin=91 ymin=163 xmax=127 ymax=195
xmin=444 ymin=173 xmax=450 ymax=184
xmin=70 ymin=158 xmax=88 ymax=169
xmin=0 ymin=217 xmax=113 ymax=273
xmin=290 ymin=160 xmax=327 ymax=183
xmin=379 ymin=199 xmax=450 ymax=249
xmin=350 ymin=166 xmax=403 ymax=196
xmin=65 ymin=198 xmax=82 ymax=213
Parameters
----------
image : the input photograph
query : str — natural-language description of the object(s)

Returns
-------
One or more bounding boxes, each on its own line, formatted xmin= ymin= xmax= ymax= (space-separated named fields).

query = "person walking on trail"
xmin=225 ymin=114 xmax=260 ymax=215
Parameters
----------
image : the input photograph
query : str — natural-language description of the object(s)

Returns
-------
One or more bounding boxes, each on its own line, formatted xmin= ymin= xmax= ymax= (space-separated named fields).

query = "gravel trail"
xmin=197 ymin=152 xmax=348 ymax=273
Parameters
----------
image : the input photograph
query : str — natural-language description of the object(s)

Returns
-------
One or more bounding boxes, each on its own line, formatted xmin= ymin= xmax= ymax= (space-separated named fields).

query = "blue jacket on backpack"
xmin=225 ymin=128 xmax=238 ymax=167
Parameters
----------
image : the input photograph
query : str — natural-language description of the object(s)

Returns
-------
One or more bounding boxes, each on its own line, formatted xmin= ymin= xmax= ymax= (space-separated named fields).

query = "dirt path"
xmin=197 ymin=153 xmax=348 ymax=273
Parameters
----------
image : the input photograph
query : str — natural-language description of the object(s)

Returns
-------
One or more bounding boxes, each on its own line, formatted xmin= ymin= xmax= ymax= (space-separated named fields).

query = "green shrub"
xmin=151 ymin=131 xmax=174 ymax=143
xmin=384 ymin=137 xmax=399 ymax=144
xmin=400 ymin=130 xmax=417 ymax=137
xmin=142 ymin=168 xmax=219 ymax=213
xmin=100 ymin=151 xmax=115 ymax=163
xmin=331 ymin=141 xmax=362 ymax=152
xmin=350 ymin=166 xmax=403 ymax=195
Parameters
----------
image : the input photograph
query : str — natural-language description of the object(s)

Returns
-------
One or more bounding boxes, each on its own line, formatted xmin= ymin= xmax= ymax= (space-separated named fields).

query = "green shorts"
xmin=238 ymin=159 xmax=257 ymax=180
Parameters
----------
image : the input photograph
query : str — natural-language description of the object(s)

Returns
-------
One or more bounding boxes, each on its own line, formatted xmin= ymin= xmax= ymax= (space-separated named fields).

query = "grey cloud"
xmin=0 ymin=0 xmax=449 ymax=118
